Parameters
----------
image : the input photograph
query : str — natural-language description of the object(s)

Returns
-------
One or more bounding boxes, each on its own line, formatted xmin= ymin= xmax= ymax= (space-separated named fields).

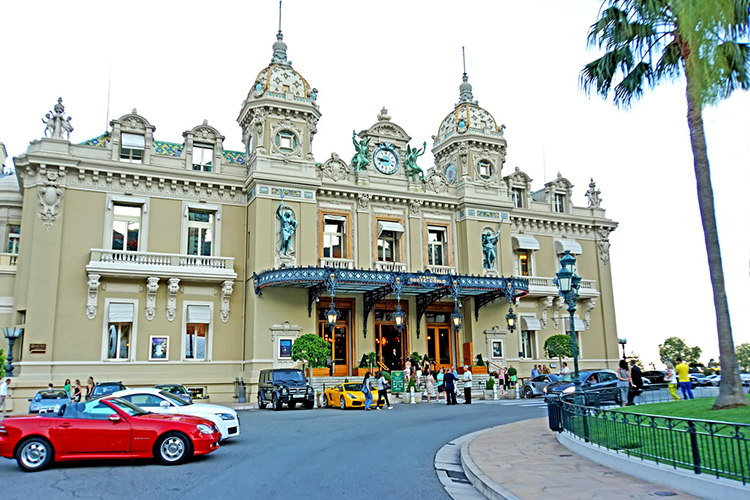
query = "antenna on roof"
xmin=462 ymin=46 xmax=466 ymax=76
xmin=279 ymin=0 xmax=282 ymax=33
xmin=105 ymin=64 xmax=112 ymax=133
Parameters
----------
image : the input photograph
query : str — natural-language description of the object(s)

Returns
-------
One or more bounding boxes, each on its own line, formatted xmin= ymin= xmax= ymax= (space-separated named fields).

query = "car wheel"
xmin=17 ymin=437 xmax=54 ymax=472
xmin=273 ymin=393 xmax=282 ymax=411
xmin=288 ymin=402 xmax=296 ymax=409
xmin=155 ymin=432 xmax=193 ymax=465
xmin=258 ymin=395 xmax=266 ymax=410
xmin=304 ymin=401 xmax=314 ymax=409
xmin=340 ymin=397 xmax=346 ymax=410
xmin=524 ymin=386 xmax=534 ymax=399
xmin=321 ymin=394 xmax=328 ymax=408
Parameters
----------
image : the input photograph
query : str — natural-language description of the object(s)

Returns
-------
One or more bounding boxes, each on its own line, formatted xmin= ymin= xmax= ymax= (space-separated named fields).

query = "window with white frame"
xmin=376 ymin=221 xmax=404 ymax=263
xmin=7 ymin=224 xmax=19 ymax=254
xmin=187 ymin=210 xmax=214 ymax=256
xmin=516 ymin=249 xmax=533 ymax=276
xmin=323 ymin=215 xmax=346 ymax=259
xmin=192 ymin=144 xmax=213 ymax=172
xmin=275 ymin=131 xmax=296 ymax=153
xmin=520 ymin=330 xmax=535 ymax=359
xmin=427 ymin=226 xmax=447 ymax=266
xmin=107 ymin=303 xmax=134 ymax=360
xmin=185 ymin=305 xmax=211 ymax=360
xmin=554 ymin=193 xmax=565 ymax=213
xmin=477 ymin=160 xmax=492 ymax=179
xmin=120 ymin=133 xmax=145 ymax=163
xmin=111 ymin=204 xmax=141 ymax=251
xmin=511 ymin=188 xmax=524 ymax=208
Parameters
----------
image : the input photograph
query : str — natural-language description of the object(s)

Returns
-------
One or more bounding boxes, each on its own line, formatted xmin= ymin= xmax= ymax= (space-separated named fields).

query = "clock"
xmin=373 ymin=144 xmax=399 ymax=175
xmin=445 ymin=164 xmax=457 ymax=184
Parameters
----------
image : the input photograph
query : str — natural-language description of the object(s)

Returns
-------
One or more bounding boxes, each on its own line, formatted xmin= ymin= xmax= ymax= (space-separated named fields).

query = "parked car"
xmin=90 ymin=381 xmax=128 ymax=399
xmin=154 ymin=384 xmax=192 ymax=403
xmin=0 ymin=397 xmax=221 ymax=471
xmin=112 ymin=388 xmax=239 ymax=441
xmin=690 ymin=373 xmax=712 ymax=386
xmin=640 ymin=370 xmax=668 ymax=385
xmin=521 ymin=374 xmax=559 ymax=398
xmin=27 ymin=390 xmax=70 ymax=414
xmin=257 ymin=369 xmax=315 ymax=411
xmin=321 ymin=383 xmax=383 ymax=410
xmin=544 ymin=370 xmax=622 ymax=404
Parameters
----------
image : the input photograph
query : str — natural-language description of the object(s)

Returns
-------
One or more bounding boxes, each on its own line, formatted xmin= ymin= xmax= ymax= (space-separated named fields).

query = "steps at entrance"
xmin=308 ymin=374 xmax=493 ymax=394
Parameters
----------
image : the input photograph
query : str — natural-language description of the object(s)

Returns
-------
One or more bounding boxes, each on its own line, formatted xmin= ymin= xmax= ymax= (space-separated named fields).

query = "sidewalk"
xmin=462 ymin=417 xmax=700 ymax=500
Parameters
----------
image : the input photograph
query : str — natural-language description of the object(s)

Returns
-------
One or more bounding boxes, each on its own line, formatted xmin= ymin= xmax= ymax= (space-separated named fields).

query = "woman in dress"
xmin=542 ymin=365 xmax=549 ymax=374
xmin=425 ymin=369 xmax=435 ymax=402
xmin=64 ymin=379 xmax=71 ymax=398
xmin=436 ymin=367 xmax=446 ymax=401
xmin=375 ymin=371 xmax=393 ymax=410
xmin=616 ymin=359 xmax=630 ymax=407
xmin=86 ymin=377 xmax=95 ymax=401
xmin=497 ymin=370 xmax=506 ymax=395
xmin=362 ymin=371 xmax=373 ymax=411
xmin=404 ymin=360 xmax=412 ymax=385
xmin=665 ymin=362 xmax=681 ymax=401
xmin=71 ymin=379 xmax=82 ymax=402
xmin=503 ymin=367 xmax=510 ymax=389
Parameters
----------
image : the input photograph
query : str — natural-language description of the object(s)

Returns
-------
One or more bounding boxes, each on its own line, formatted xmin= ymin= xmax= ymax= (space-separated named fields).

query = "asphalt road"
xmin=0 ymin=398 xmax=547 ymax=500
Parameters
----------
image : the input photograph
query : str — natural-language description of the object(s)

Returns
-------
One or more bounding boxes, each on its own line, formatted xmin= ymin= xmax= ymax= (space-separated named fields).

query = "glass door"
xmin=427 ymin=327 xmax=453 ymax=370
xmin=317 ymin=300 xmax=352 ymax=375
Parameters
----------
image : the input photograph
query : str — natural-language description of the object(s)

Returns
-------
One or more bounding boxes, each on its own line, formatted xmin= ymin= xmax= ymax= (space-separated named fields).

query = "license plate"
xmin=293 ymin=394 xmax=305 ymax=398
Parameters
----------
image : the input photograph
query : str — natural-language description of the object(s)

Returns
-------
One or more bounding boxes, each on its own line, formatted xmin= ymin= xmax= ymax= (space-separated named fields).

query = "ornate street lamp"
xmin=618 ymin=338 xmax=628 ymax=360
xmin=555 ymin=250 xmax=583 ymax=405
xmin=505 ymin=306 xmax=517 ymax=333
xmin=325 ymin=271 xmax=339 ymax=329
xmin=394 ymin=304 xmax=406 ymax=330
xmin=451 ymin=305 xmax=462 ymax=331
xmin=2 ymin=327 xmax=23 ymax=377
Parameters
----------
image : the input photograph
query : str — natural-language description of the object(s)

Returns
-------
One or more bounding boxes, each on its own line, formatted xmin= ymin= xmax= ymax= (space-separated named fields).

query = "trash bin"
xmin=238 ymin=385 xmax=247 ymax=404
xmin=546 ymin=396 xmax=563 ymax=432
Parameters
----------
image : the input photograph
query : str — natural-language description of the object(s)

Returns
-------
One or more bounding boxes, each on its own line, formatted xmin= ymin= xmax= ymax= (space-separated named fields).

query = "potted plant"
xmin=405 ymin=377 xmax=418 ymax=404
xmin=473 ymin=354 xmax=489 ymax=374
xmin=292 ymin=334 xmax=331 ymax=380
xmin=484 ymin=377 xmax=495 ymax=400
xmin=356 ymin=352 xmax=377 ymax=376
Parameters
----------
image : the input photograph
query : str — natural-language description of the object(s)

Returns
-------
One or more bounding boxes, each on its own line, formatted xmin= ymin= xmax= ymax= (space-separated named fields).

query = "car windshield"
xmin=161 ymin=386 xmax=187 ymax=395
xmin=546 ymin=374 xmax=560 ymax=382
xmin=38 ymin=391 xmax=68 ymax=400
xmin=158 ymin=390 xmax=190 ymax=406
xmin=107 ymin=398 xmax=150 ymax=416
xmin=557 ymin=373 xmax=575 ymax=383
xmin=274 ymin=371 xmax=306 ymax=384
xmin=94 ymin=385 xmax=121 ymax=396
xmin=343 ymin=383 xmax=362 ymax=392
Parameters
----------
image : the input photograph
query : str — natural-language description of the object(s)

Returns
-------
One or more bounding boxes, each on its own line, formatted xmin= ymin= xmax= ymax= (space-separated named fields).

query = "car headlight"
xmin=196 ymin=424 xmax=214 ymax=434
xmin=29 ymin=404 xmax=39 ymax=412
xmin=281 ymin=387 xmax=288 ymax=395
xmin=563 ymin=386 xmax=575 ymax=394
xmin=307 ymin=387 xmax=313 ymax=394
xmin=542 ymin=387 xmax=547 ymax=393
xmin=218 ymin=413 xmax=235 ymax=421
xmin=347 ymin=393 xmax=357 ymax=399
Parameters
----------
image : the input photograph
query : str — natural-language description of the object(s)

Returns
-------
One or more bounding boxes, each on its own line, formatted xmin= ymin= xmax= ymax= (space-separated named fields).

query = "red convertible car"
xmin=0 ymin=397 xmax=222 ymax=471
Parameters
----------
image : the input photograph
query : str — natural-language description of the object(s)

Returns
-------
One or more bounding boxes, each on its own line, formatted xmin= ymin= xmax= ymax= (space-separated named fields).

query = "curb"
xmin=460 ymin=429 xmax=521 ymax=500
xmin=557 ymin=431 xmax=750 ymax=500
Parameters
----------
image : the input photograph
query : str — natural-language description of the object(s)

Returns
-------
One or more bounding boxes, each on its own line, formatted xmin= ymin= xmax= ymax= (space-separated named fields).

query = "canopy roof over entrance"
xmin=252 ymin=267 xmax=528 ymax=337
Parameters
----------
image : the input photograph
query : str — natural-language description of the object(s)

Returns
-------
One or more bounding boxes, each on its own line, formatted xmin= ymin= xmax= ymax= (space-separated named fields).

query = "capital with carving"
xmin=220 ymin=280 xmax=234 ymax=323
xmin=538 ymin=296 xmax=554 ymax=329
xmin=552 ymin=296 xmax=565 ymax=329
xmin=582 ymin=297 xmax=598 ymax=329
xmin=166 ymin=278 xmax=180 ymax=322
xmin=145 ymin=277 xmax=159 ymax=321
xmin=86 ymin=274 xmax=101 ymax=320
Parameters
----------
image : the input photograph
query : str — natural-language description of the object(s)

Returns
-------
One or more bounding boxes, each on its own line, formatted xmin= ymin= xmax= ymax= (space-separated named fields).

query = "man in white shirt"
xmin=559 ymin=362 xmax=570 ymax=376
xmin=0 ymin=378 xmax=10 ymax=419
xmin=463 ymin=365 xmax=473 ymax=404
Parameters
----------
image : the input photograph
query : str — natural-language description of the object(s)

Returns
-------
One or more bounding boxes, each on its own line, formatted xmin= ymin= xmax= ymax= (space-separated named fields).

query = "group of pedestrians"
xmin=57 ymin=377 xmax=96 ymax=403
xmin=664 ymin=357 xmax=694 ymax=401
xmin=616 ymin=359 xmax=644 ymax=406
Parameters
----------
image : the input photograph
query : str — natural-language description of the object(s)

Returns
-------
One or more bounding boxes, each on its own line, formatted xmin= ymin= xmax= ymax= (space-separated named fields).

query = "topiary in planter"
xmin=485 ymin=377 xmax=495 ymax=390
xmin=476 ymin=354 xmax=485 ymax=366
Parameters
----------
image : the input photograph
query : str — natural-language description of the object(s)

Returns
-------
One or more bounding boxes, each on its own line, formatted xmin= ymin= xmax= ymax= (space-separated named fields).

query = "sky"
xmin=1 ymin=0 xmax=748 ymax=367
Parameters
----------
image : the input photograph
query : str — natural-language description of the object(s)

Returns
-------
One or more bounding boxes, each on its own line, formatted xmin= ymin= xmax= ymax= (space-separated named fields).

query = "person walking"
xmin=503 ymin=367 xmax=510 ymax=390
xmin=404 ymin=360 xmax=412 ymax=385
xmin=616 ymin=359 xmax=631 ymax=407
xmin=86 ymin=377 xmax=95 ymax=401
xmin=462 ymin=365 xmax=473 ymax=404
xmin=675 ymin=357 xmax=694 ymax=400
xmin=425 ymin=369 xmax=435 ymax=402
xmin=375 ymin=371 xmax=393 ymax=410
xmin=71 ymin=379 xmax=82 ymax=402
xmin=665 ymin=362 xmax=681 ymax=401
xmin=362 ymin=371 xmax=373 ymax=411
xmin=531 ymin=365 xmax=540 ymax=378
xmin=559 ymin=362 xmax=570 ymax=376
xmin=64 ymin=379 xmax=72 ymax=398
xmin=436 ymin=367 xmax=446 ymax=402
xmin=497 ymin=369 xmax=506 ymax=395
xmin=0 ymin=378 xmax=10 ymax=420
xmin=627 ymin=360 xmax=644 ymax=406
xmin=444 ymin=366 xmax=458 ymax=405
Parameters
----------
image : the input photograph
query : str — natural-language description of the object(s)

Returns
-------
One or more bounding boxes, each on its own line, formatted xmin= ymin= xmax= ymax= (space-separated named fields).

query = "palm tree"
xmin=581 ymin=0 xmax=749 ymax=409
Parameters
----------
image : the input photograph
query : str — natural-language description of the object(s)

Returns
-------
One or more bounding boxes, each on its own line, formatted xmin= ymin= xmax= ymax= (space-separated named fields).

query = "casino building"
xmin=2 ymin=28 xmax=619 ymax=405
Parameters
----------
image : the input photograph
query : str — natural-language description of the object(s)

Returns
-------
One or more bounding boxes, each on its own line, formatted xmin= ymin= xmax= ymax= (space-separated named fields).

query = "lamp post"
xmin=2 ymin=327 xmax=23 ymax=377
xmin=505 ymin=306 xmax=517 ymax=333
xmin=555 ymin=251 xmax=583 ymax=405
xmin=618 ymin=338 xmax=627 ymax=360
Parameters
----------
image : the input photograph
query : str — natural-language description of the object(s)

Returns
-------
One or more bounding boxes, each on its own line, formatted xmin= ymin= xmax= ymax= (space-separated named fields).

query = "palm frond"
xmin=580 ymin=46 xmax=635 ymax=97
xmin=654 ymin=38 xmax=683 ymax=79
xmin=717 ymin=41 xmax=750 ymax=96
xmin=613 ymin=61 xmax=654 ymax=105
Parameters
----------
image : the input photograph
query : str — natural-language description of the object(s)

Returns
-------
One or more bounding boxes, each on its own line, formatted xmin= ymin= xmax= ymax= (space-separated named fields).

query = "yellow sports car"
xmin=321 ymin=383 xmax=383 ymax=410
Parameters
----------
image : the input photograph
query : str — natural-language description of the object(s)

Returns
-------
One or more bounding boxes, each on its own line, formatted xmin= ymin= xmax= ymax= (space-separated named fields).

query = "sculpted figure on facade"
xmin=42 ymin=97 xmax=73 ymax=139
xmin=166 ymin=278 xmax=180 ymax=322
xmin=481 ymin=229 xmax=500 ymax=269
xmin=276 ymin=197 xmax=298 ymax=256
xmin=86 ymin=273 xmax=101 ymax=320
xmin=221 ymin=280 xmax=234 ymax=323
xmin=404 ymin=142 xmax=426 ymax=181
xmin=357 ymin=193 xmax=371 ymax=211
xmin=351 ymin=131 xmax=370 ymax=173
xmin=38 ymin=169 xmax=64 ymax=229
xmin=598 ymin=227 xmax=612 ymax=265
xmin=409 ymin=199 xmax=422 ymax=216
xmin=586 ymin=178 xmax=602 ymax=208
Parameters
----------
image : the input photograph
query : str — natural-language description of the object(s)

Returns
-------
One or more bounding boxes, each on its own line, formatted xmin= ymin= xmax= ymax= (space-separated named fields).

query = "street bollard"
xmin=493 ymin=386 xmax=498 ymax=400
xmin=410 ymin=387 xmax=416 ymax=404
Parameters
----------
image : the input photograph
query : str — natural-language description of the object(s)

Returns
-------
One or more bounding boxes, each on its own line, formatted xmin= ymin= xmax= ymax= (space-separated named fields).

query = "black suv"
xmin=258 ymin=369 xmax=314 ymax=411
xmin=89 ymin=381 xmax=127 ymax=400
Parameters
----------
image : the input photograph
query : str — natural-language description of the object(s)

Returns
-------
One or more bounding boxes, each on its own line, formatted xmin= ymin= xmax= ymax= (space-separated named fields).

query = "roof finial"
xmin=278 ymin=0 xmax=282 ymax=34
xmin=462 ymin=46 xmax=466 ymax=77
xmin=457 ymin=46 xmax=475 ymax=105
xmin=270 ymin=1 xmax=291 ymax=66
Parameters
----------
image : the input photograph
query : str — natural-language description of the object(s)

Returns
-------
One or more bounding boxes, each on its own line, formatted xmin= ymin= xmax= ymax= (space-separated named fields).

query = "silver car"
xmin=28 ymin=390 xmax=70 ymax=414
xmin=522 ymin=374 xmax=560 ymax=398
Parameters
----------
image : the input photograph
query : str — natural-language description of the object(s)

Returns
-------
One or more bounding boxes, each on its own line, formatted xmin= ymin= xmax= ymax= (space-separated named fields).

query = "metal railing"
xmin=0 ymin=252 xmax=18 ymax=267
xmin=557 ymin=397 xmax=750 ymax=484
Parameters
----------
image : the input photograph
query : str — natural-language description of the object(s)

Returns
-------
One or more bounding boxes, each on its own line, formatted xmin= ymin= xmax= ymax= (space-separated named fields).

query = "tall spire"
xmin=458 ymin=46 xmax=475 ymax=105
xmin=271 ymin=1 xmax=291 ymax=66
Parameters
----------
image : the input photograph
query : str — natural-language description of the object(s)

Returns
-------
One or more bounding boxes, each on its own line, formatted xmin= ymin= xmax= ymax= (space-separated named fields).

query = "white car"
xmin=112 ymin=388 xmax=240 ymax=441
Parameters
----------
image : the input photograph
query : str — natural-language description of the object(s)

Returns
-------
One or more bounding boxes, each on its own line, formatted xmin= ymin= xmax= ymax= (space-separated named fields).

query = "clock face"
xmin=445 ymin=164 xmax=457 ymax=184
xmin=373 ymin=145 xmax=399 ymax=175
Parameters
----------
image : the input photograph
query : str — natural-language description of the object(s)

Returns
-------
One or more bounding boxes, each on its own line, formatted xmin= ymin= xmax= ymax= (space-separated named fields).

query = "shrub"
xmin=291 ymin=334 xmax=331 ymax=368
xmin=485 ymin=378 xmax=495 ymax=390
xmin=407 ymin=377 xmax=417 ymax=391
xmin=476 ymin=354 xmax=485 ymax=366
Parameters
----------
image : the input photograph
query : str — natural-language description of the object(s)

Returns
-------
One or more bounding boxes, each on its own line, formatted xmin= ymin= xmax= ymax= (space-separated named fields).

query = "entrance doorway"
xmin=374 ymin=302 xmax=408 ymax=371
xmin=426 ymin=309 xmax=455 ymax=370
xmin=317 ymin=299 xmax=352 ymax=376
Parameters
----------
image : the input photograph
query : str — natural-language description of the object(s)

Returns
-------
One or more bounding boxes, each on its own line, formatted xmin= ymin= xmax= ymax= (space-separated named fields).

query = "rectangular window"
xmin=7 ymin=225 xmax=19 ymax=264
xmin=517 ymin=249 xmax=532 ymax=277
xmin=111 ymin=204 xmax=141 ymax=251
xmin=192 ymin=145 xmax=213 ymax=172
xmin=511 ymin=188 xmax=523 ymax=208
xmin=323 ymin=216 xmax=346 ymax=259
xmin=107 ymin=303 xmax=134 ymax=360
xmin=520 ymin=330 xmax=535 ymax=359
xmin=377 ymin=230 xmax=397 ymax=262
xmin=554 ymin=193 xmax=565 ymax=213
xmin=187 ymin=210 xmax=214 ymax=256
xmin=120 ymin=133 xmax=145 ymax=163
xmin=185 ymin=305 xmax=211 ymax=360
xmin=427 ymin=226 xmax=446 ymax=266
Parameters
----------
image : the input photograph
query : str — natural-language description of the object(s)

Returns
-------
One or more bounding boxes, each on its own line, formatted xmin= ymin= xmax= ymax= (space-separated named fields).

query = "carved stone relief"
xmin=38 ymin=169 xmax=64 ymax=229
xmin=582 ymin=297 xmax=597 ymax=329
xmin=145 ymin=277 xmax=159 ymax=321
xmin=357 ymin=193 xmax=371 ymax=211
xmin=86 ymin=273 xmax=100 ymax=320
xmin=409 ymin=199 xmax=423 ymax=216
xmin=538 ymin=296 xmax=554 ymax=329
xmin=318 ymin=152 xmax=349 ymax=181
xmin=220 ymin=280 xmax=234 ymax=323
xmin=597 ymin=227 xmax=612 ymax=265
xmin=552 ymin=296 xmax=565 ymax=329
xmin=425 ymin=168 xmax=449 ymax=194
xmin=166 ymin=278 xmax=180 ymax=322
